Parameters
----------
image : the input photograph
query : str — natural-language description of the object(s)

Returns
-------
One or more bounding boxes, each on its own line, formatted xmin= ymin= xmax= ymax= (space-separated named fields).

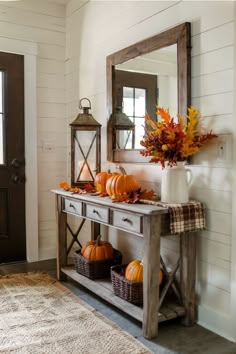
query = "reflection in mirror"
xmin=107 ymin=22 xmax=191 ymax=163
xmin=115 ymin=44 xmax=177 ymax=149
xmin=113 ymin=106 xmax=135 ymax=149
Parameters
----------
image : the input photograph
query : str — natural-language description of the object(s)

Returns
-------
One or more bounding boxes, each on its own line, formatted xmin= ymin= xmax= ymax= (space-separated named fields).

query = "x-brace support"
xmin=159 ymin=256 xmax=182 ymax=309
xmin=66 ymin=220 xmax=85 ymax=256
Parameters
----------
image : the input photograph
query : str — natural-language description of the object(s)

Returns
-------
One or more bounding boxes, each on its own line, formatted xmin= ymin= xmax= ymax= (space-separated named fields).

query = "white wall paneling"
xmin=65 ymin=0 xmax=235 ymax=341
xmin=0 ymin=1 xmax=65 ymax=18
xmin=0 ymin=0 xmax=67 ymax=260
xmin=229 ymin=0 xmax=236 ymax=342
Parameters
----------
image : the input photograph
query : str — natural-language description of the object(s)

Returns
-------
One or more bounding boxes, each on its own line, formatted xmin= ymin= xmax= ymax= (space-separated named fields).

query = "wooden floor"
xmin=1 ymin=259 xmax=236 ymax=354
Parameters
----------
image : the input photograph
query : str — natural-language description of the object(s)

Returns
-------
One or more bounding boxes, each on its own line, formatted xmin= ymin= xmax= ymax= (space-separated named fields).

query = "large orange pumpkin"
xmin=94 ymin=171 xmax=119 ymax=194
xmin=125 ymin=259 xmax=163 ymax=285
xmin=81 ymin=235 xmax=114 ymax=261
xmin=106 ymin=166 xmax=139 ymax=198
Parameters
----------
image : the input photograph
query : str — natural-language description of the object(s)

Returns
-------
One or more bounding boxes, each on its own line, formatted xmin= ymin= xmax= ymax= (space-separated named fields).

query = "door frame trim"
xmin=0 ymin=37 xmax=38 ymax=262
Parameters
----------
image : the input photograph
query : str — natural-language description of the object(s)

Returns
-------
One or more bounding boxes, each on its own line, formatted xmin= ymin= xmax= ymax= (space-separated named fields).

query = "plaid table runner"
xmin=140 ymin=199 xmax=205 ymax=234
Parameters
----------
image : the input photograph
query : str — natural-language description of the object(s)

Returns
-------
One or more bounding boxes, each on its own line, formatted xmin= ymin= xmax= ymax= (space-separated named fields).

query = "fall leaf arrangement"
xmin=59 ymin=181 xmax=94 ymax=194
xmin=140 ymin=106 xmax=218 ymax=168
xmin=59 ymin=167 xmax=155 ymax=204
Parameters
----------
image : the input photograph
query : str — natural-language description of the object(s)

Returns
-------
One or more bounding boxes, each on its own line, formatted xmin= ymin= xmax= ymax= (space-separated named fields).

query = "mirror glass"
xmin=115 ymin=44 xmax=177 ymax=150
xmin=107 ymin=22 xmax=191 ymax=163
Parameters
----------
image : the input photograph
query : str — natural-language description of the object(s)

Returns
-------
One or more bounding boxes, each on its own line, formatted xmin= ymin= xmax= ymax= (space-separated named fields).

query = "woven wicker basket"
xmin=73 ymin=249 xmax=122 ymax=280
xmin=111 ymin=264 xmax=143 ymax=305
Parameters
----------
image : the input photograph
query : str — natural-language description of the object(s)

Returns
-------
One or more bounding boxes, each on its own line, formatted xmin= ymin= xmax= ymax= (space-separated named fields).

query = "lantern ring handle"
xmin=79 ymin=98 xmax=91 ymax=110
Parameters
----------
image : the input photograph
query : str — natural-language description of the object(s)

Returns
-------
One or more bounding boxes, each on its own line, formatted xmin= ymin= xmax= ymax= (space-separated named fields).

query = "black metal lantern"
xmin=70 ymin=98 xmax=101 ymax=188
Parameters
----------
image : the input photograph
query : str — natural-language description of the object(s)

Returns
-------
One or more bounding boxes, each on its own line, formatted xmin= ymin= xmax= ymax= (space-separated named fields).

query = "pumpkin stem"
xmin=95 ymin=235 xmax=102 ymax=246
xmin=116 ymin=165 xmax=126 ymax=175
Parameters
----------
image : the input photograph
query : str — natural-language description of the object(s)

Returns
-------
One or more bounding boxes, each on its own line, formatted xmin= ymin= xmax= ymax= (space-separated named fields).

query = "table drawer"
xmin=64 ymin=198 xmax=82 ymax=216
xmin=112 ymin=210 xmax=143 ymax=234
xmin=85 ymin=203 xmax=109 ymax=223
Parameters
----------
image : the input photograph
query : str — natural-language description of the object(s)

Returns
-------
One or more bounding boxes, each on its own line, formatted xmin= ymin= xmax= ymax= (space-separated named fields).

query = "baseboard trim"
xmin=197 ymin=304 xmax=235 ymax=343
xmin=39 ymin=248 xmax=56 ymax=261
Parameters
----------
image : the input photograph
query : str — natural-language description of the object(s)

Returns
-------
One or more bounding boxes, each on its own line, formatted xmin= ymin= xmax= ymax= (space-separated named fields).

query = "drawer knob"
xmin=122 ymin=217 xmax=132 ymax=224
xmin=93 ymin=209 xmax=99 ymax=214
xmin=69 ymin=203 xmax=76 ymax=210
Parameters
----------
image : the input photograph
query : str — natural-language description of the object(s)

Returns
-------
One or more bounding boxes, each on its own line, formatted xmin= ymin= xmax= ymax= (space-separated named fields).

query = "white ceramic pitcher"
xmin=161 ymin=161 xmax=192 ymax=203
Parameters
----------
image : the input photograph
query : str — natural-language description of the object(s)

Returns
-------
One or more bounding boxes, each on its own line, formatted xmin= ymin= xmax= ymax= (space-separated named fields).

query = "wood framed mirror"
xmin=107 ymin=22 xmax=191 ymax=163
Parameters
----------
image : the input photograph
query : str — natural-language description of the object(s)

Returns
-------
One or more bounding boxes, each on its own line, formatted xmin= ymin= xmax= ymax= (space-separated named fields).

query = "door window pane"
xmin=123 ymin=87 xmax=134 ymax=116
xmin=0 ymin=72 xmax=4 ymax=165
xmin=134 ymin=88 xmax=145 ymax=117
xmin=123 ymin=86 xmax=146 ymax=149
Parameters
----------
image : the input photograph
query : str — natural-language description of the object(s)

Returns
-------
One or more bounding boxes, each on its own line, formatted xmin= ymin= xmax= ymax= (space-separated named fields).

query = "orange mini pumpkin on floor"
xmin=125 ymin=259 xmax=163 ymax=285
xmin=81 ymin=235 xmax=114 ymax=261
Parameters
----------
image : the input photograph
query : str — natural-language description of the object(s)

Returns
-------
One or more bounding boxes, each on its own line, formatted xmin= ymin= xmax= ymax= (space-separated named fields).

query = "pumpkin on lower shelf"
xmin=125 ymin=259 xmax=163 ymax=285
xmin=81 ymin=235 xmax=114 ymax=261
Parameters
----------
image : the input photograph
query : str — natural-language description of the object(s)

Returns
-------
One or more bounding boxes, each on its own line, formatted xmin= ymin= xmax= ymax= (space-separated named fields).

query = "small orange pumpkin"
xmin=94 ymin=172 xmax=111 ymax=194
xmin=125 ymin=260 xmax=143 ymax=282
xmin=94 ymin=171 xmax=119 ymax=194
xmin=125 ymin=259 xmax=163 ymax=285
xmin=81 ymin=235 xmax=114 ymax=261
xmin=106 ymin=166 xmax=139 ymax=198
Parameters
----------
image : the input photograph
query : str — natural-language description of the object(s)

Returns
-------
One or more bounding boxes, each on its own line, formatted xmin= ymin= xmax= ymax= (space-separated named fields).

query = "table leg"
xmin=56 ymin=195 xmax=67 ymax=281
xmin=180 ymin=231 xmax=197 ymax=325
xmin=91 ymin=221 xmax=100 ymax=241
xmin=142 ymin=214 xmax=161 ymax=339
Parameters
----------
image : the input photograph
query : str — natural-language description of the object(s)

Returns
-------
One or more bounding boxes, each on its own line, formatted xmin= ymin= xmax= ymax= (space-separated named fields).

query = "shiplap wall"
xmin=0 ymin=0 xmax=66 ymax=259
xmin=34 ymin=2 xmax=66 ymax=260
xmin=65 ymin=0 xmax=235 ymax=340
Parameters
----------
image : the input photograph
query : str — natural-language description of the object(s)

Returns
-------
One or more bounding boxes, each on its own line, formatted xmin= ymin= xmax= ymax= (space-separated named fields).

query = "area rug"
xmin=0 ymin=272 xmax=151 ymax=354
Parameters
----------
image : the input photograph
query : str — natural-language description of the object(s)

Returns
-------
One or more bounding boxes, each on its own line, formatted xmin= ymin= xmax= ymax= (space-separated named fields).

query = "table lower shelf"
xmin=61 ymin=266 xmax=185 ymax=323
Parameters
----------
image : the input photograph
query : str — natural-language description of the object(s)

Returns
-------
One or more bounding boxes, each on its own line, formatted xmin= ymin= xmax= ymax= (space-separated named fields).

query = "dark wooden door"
xmin=0 ymin=52 xmax=26 ymax=263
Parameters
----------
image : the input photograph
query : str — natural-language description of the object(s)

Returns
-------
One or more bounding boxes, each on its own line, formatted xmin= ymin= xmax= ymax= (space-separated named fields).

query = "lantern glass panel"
xmin=115 ymin=129 xmax=134 ymax=149
xmin=74 ymin=130 xmax=97 ymax=184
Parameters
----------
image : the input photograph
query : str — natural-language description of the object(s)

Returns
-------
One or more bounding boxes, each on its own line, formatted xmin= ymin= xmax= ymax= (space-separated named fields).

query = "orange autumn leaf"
xmin=110 ymin=188 xmax=155 ymax=204
xmin=59 ymin=181 xmax=70 ymax=191
xmin=144 ymin=112 xmax=158 ymax=130
xmin=69 ymin=187 xmax=81 ymax=193
xmin=156 ymin=107 xmax=171 ymax=123
xmin=139 ymin=189 xmax=155 ymax=200
xmin=184 ymin=106 xmax=199 ymax=140
xmin=59 ymin=181 xmax=97 ymax=194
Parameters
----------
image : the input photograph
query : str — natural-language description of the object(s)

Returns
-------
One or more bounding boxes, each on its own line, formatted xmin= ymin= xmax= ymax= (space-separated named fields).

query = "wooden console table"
xmin=52 ymin=189 xmax=198 ymax=339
